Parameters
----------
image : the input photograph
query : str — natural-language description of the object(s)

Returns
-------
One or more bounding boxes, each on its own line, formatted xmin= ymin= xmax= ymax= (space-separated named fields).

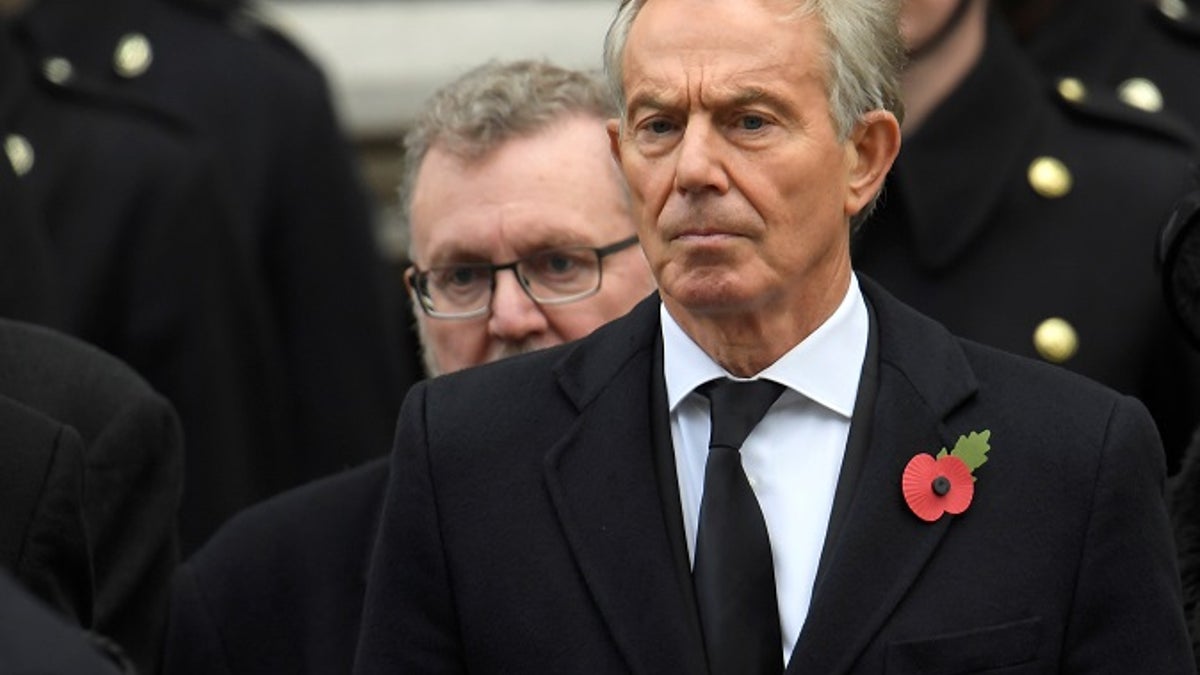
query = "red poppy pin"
xmin=902 ymin=430 xmax=992 ymax=522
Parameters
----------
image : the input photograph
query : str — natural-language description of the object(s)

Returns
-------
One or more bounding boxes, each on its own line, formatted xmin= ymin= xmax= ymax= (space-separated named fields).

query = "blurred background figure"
xmin=0 ymin=318 xmax=184 ymax=675
xmin=7 ymin=0 xmax=422 ymax=551
xmin=162 ymin=59 xmax=656 ymax=675
xmin=998 ymin=0 xmax=1200 ymax=135
xmin=852 ymin=0 xmax=1200 ymax=471
xmin=0 ymin=4 xmax=283 ymax=561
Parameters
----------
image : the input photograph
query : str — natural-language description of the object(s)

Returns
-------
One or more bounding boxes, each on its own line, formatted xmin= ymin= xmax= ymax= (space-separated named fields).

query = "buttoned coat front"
xmin=355 ymin=279 xmax=1192 ymax=674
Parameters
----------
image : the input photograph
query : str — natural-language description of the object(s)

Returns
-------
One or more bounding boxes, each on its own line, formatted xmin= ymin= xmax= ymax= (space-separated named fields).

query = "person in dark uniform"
xmin=161 ymin=60 xmax=657 ymax=675
xmin=0 ymin=317 xmax=184 ymax=674
xmin=0 ymin=569 xmax=127 ymax=675
xmin=998 ymin=0 xmax=1200 ymax=135
xmin=1 ymin=6 xmax=301 ymax=552
xmin=1 ymin=13 xmax=271 ymax=670
xmin=853 ymin=0 xmax=1200 ymax=472
xmin=13 ymin=0 xmax=420 ymax=536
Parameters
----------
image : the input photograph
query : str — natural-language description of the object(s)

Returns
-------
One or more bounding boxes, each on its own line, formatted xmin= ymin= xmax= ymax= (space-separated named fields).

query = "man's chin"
xmin=662 ymin=272 xmax=761 ymax=315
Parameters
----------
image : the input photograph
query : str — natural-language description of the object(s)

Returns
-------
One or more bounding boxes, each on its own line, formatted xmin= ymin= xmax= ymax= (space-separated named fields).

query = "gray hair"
xmin=603 ymin=0 xmax=905 ymax=140
xmin=398 ymin=60 xmax=618 ymax=255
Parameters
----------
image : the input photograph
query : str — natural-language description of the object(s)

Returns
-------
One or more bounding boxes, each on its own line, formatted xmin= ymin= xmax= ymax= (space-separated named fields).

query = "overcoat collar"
xmin=892 ymin=15 xmax=1045 ymax=270
xmin=543 ymin=295 xmax=707 ymax=674
xmin=542 ymin=278 xmax=979 ymax=673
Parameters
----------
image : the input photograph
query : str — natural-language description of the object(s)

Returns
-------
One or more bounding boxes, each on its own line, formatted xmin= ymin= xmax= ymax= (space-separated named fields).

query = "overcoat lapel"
xmin=543 ymin=296 xmax=707 ymax=675
xmin=787 ymin=278 xmax=979 ymax=674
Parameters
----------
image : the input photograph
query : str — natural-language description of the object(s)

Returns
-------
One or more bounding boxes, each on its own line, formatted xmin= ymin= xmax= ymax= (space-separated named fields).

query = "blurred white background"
xmin=262 ymin=1 xmax=616 ymax=137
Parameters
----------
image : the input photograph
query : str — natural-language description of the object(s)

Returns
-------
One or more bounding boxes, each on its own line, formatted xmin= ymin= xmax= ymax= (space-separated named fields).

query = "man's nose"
xmin=674 ymin=120 xmax=730 ymax=195
xmin=488 ymin=269 xmax=550 ymax=340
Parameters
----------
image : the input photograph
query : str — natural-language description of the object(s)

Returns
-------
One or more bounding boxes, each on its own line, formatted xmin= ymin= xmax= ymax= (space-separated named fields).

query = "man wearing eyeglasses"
xmin=162 ymin=59 xmax=656 ymax=675
xmin=401 ymin=60 xmax=656 ymax=376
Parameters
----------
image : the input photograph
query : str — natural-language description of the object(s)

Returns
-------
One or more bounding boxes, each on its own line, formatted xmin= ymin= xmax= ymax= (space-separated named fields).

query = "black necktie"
xmin=694 ymin=378 xmax=786 ymax=675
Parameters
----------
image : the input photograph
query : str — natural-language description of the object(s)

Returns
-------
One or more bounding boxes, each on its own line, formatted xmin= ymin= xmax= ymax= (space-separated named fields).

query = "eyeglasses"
xmin=406 ymin=235 xmax=640 ymax=319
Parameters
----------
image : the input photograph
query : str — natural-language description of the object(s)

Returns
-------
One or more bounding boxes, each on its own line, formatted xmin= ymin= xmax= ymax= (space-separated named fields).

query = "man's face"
xmin=609 ymin=0 xmax=862 ymax=325
xmin=408 ymin=115 xmax=656 ymax=376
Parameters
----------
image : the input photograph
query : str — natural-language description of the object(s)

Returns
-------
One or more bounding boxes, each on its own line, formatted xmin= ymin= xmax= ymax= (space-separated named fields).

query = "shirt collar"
xmin=662 ymin=274 xmax=868 ymax=418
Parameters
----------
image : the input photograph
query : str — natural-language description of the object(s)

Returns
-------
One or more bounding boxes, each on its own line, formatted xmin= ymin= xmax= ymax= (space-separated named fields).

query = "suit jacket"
xmin=0 ymin=318 xmax=183 ymax=674
xmin=162 ymin=457 xmax=388 ymax=675
xmin=355 ymin=277 xmax=1192 ymax=673
xmin=0 ymin=570 xmax=121 ymax=675
xmin=854 ymin=15 xmax=1200 ymax=472
xmin=0 ymin=393 xmax=91 ymax=627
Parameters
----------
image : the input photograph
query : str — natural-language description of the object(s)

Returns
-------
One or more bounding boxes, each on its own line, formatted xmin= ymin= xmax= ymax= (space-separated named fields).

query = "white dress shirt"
xmin=661 ymin=273 xmax=869 ymax=663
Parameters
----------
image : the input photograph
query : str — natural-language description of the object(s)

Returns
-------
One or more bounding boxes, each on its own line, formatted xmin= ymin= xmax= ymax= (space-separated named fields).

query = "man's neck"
xmin=902 ymin=2 xmax=988 ymax=135
xmin=663 ymin=266 xmax=853 ymax=377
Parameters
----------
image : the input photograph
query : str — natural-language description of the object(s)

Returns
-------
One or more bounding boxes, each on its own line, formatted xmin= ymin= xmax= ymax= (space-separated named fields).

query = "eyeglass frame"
xmin=405 ymin=234 xmax=641 ymax=320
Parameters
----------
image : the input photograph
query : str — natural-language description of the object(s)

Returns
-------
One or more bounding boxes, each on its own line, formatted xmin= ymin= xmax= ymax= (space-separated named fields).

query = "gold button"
xmin=114 ymin=33 xmax=153 ymax=78
xmin=42 ymin=57 xmax=73 ymax=85
xmin=1057 ymin=77 xmax=1087 ymax=103
xmin=1159 ymin=0 xmax=1190 ymax=21
xmin=1033 ymin=317 xmax=1079 ymax=364
xmin=1118 ymin=78 xmax=1164 ymax=113
xmin=4 ymin=134 xmax=34 ymax=176
xmin=1027 ymin=156 xmax=1073 ymax=199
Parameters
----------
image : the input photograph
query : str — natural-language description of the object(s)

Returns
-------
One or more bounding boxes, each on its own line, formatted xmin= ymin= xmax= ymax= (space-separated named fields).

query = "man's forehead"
xmin=620 ymin=3 xmax=826 ymax=95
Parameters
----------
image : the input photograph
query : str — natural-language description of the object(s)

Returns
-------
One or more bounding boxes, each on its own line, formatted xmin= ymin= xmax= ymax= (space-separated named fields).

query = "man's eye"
xmin=739 ymin=115 xmax=766 ymax=131
xmin=528 ymin=251 xmax=587 ymax=279
xmin=437 ymin=266 xmax=487 ymax=288
xmin=647 ymin=118 xmax=676 ymax=134
xmin=544 ymin=254 xmax=577 ymax=274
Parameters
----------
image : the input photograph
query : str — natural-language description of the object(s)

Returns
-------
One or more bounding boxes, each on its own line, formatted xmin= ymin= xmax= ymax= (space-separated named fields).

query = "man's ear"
xmin=607 ymin=118 xmax=624 ymax=168
xmin=844 ymin=110 xmax=901 ymax=218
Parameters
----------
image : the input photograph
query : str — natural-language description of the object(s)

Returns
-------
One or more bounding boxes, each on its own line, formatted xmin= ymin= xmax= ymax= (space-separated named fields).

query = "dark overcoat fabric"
xmin=0 ymin=393 xmax=90 ymax=627
xmin=0 ymin=318 xmax=183 ymax=674
xmin=354 ymin=279 xmax=1192 ymax=673
xmin=1172 ymin=427 xmax=1200 ymax=665
xmin=161 ymin=457 xmax=388 ymax=675
xmin=16 ymin=0 xmax=420 ymax=522
xmin=0 ymin=569 xmax=122 ymax=675
xmin=853 ymin=16 xmax=1200 ymax=472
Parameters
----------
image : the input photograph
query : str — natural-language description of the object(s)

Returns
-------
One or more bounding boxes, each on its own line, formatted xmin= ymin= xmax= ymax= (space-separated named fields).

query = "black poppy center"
xmin=931 ymin=475 xmax=952 ymax=496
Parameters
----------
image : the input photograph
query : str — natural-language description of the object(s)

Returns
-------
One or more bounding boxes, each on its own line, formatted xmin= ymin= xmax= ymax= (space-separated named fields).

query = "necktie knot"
xmin=702 ymin=378 xmax=785 ymax=451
